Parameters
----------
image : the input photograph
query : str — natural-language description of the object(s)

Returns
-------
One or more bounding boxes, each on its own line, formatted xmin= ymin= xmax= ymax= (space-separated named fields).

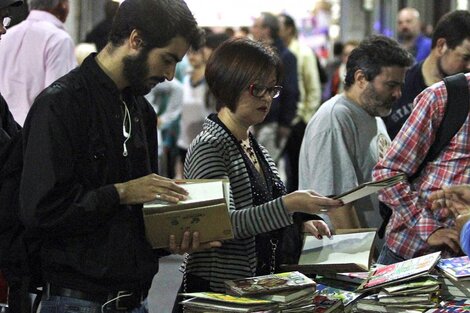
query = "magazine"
xmin=225 ymin=271 xmax=315 ymax=296
xmin=357 ymin=251 xmax=441 ymax=292
xmin=436 ymin=255 xmax=470 ymax=281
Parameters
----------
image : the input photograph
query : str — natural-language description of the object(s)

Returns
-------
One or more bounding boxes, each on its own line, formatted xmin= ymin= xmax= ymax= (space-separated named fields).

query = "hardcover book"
xmin=332 ymin=174 xmax=406 ymax=204
xmin=282 ymin=230 xmax=377 ymax=274
xmin=143 ymin=179 xmax=233 ymax=248
xmin=225 ymin=271 xmax=315 ymax=297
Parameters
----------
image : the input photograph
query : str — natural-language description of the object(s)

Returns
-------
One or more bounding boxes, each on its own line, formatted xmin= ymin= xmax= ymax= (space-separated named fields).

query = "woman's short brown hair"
xmin=205 ymin=37 xmax=282 ymax=112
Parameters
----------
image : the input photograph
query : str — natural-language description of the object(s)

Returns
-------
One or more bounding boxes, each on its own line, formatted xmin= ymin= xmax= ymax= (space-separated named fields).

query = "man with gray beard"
xmin=299 ymin=36 xmax=412 ymax=243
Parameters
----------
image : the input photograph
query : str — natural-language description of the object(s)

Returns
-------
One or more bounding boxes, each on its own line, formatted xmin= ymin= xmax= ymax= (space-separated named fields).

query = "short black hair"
xmin=279 ymin=13 xmax=297 ymax=37
xmin=344 ymin=35 xmax=413 ymax=89
xmin=109 ymin=0 xmax=203 ymax=50
xmin=432 ymin=10 xmax=470 ymax=49
xmin=205 ymin=38 xmax=282 ymax=112
xmin=205 ymin=33 xmax=230 ymax=51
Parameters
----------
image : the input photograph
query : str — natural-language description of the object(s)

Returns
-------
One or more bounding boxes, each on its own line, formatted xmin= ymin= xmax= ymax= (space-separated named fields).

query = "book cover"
xmin=180 ymin=297 xmax=278 ymax=312
xmin=225 ymin=271 xmax=315 ymax=296
xmin=323 ymin=272 xmax=370 ymax=285
xmin=437 ymin=255 xmax=470 ymax=280
xmin=426 ymin=298 xmax=470 ymax=313
xmin=357 ymin=251 xmax=441 ymax=292
xmin=332 ymin=174 xmax=406 ymax=204
xmin=283 ymin=231 xmax=377 ymax=274
xmin=316 ymin=283 xmax=364 ymax=307
xmin=178 ymin=292 xmax=274 ymax=305
xmin=142 ymin=179 xmax=233 ymax=248
xmin=252 ymin=286 xmax=316 ymax=303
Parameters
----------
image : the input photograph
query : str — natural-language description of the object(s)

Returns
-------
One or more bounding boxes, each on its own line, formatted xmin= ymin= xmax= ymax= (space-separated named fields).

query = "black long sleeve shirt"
xmin=20 ymin=54 xmax=166 ymax=293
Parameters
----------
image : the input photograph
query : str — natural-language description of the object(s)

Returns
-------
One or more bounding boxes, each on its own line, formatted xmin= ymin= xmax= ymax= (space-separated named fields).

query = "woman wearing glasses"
xmin=172 ymin=38 xmax=342 ymax=311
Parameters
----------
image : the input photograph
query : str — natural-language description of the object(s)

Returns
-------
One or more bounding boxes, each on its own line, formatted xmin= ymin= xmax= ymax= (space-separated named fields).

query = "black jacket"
xmin=20 ymin=54 xmax=166 ymax=294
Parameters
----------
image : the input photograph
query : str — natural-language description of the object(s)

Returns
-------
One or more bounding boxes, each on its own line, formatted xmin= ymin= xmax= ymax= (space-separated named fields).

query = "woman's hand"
xmin=302 ymin=220 xmax=332 ymax=240
xmin=282 ymin=190 xmax=343 ymax=215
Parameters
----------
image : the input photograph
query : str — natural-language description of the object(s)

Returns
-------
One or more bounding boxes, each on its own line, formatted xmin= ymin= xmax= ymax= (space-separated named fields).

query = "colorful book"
xmin=179 ymin=292 xmax=278 ymax=313
xmin=436 ymin=255 xmax=470 ymax=281
xmin=357 ymin=251 xmax=441 ymax=291
xmin=251 ymin=286 xmax=316 ymax=303
xmin=426 ymin=298 xmax=470 ymax=312
xmin=316 ymin=283 xmax=364 ymax=307
xmin=225 ymin=271 xmax=315 ymax=296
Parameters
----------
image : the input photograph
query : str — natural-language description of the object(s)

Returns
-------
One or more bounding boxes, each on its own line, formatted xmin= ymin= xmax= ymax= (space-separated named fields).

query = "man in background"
xmin=299 ymin=36 xmax=412 ymax=236
xmin=85 ymin=0 xmax=119 ymax=51
xmin=0 ymin=0 xmax=76 ymax=126
xmin=385 ymin=10 xmax=470 ymax=139
xmin=278 ymin=13 xmax=321 ymax=192
xmin=397 ymin=7 xmax=431 ymax=63
xmin=251 ymin=12 xmax=299 ymax=163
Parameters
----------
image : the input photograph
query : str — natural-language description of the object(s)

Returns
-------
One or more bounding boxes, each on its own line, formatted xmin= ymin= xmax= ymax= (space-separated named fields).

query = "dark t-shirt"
xmin=383 ymin=62 xmax=427 ymax=139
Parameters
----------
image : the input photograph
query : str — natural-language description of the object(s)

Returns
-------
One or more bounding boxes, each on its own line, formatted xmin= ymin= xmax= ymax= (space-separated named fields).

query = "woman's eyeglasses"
xmin=249 ymin=84 xmax=282 ymax=99
xmin=2 ymin=17 xmax=11 ymax=28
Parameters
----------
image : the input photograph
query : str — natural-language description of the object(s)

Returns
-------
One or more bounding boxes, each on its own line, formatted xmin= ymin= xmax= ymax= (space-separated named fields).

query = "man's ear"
xmin=129 ymin=29 xmax=144 ymax=51
xmin=435 ymin=38 xmax=448 ymax=57
xmin=354 ymin=69 xmax=368 ymax=89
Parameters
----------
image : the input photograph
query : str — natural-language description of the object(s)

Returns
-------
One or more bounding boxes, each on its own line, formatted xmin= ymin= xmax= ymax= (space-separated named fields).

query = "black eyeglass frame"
xmin=248 ymin=83 xmax=283 ymax=99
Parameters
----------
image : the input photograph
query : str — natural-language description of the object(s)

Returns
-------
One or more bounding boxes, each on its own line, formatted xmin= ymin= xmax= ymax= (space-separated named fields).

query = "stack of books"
xmin=353 ymin=252 xmax=442 ymax=312
xmin=315 ymin=283 xmax=363 ymax=313
xmin=225 ymin=271 xmax=334 ymax=312
xmin=436 ymin=255 xmax=470 ymax=299
xmin=179 ymin=292 xmax=279 ymax=312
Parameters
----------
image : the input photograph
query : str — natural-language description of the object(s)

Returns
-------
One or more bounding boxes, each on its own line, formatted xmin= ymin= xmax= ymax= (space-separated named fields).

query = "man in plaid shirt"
xmin=373 ymin=11 xmax=470 ymax=265
xmin=373 ymin=75 xmax=470 ymax=263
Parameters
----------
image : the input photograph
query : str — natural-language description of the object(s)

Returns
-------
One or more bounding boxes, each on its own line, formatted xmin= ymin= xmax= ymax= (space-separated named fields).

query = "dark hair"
xmin=432 ymin=10 xmax=470 ymax=49
xmin=260 ymin=12 xmax=280 ymax=40
xmin=104 ymin=0 xmax=119 ymax=20
xmin=109 ymin=0 xmax=203 ymax=50
xmin=279 ymin=13 xmax=297 ymax=37
xmin=205 ymin=32 xmax=230 ymax=50
xmin=205 ymin=38 xmax=282 ymax=112
xmin=344 ymin=35 xmax=413 ymax=89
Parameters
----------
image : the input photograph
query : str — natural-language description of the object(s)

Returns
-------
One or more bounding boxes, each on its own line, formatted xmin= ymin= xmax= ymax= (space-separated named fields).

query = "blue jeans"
xmin=40 ymin=296 xmax=148 ymax=313
xmin=377 ymin=245 xmax=406 ymax=265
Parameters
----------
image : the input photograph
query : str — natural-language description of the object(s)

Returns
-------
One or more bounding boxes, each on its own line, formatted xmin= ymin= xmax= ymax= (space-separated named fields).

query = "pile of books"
xmin=353 ymin=252 xmax=442 ymax=312
xmin=436 ymin=255 xmax=470 ymax=299
xmin=180 ymin=271 xmax=344 ymax=312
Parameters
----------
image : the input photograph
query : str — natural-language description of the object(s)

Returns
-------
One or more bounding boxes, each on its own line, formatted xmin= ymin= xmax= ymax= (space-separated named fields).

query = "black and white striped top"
xmin=184 ymin=115 xmax=294 ymax=292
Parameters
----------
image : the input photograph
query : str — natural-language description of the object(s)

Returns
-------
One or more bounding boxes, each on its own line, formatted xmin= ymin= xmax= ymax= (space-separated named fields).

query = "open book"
xmin=332 ymin=174 xmax=406 ymax=204
xmin=142 ymin=179 xmax=233 ymax=249
xmin=282 ymin=230 xmax=377 ymax=274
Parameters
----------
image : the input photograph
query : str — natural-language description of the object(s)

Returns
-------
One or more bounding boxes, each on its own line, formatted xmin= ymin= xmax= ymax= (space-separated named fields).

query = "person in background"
xmin=0 ymin=0 xmax=77 ymax=126
xmin=19 ymin=0 xmax=220 ymax=311
xmin=329 ymin=40 xmax=359 ymax=98
xmin=384 ymin=10 xmax=470 ymax=140
xmin=172 ymin=38 xmax=342 ymax=312
xmin=145 ymin=79 xmax=184 ymax=179
xmin=278 ymin=13 xmax=322 ymax=192
xmin=397 ymin=7 xmax=431 ymax=63
xmin=299 ymin=36 xmax=412 ymax=236
xmin=430 ymin=185 xmax=470 ymax=256
xmin=251 ymin=12 xmax=299 ymax=163
xmin=176 ymin=47 xmax=209 ymax=176
xmin=85 ymin=0 xmax=119 ymax=52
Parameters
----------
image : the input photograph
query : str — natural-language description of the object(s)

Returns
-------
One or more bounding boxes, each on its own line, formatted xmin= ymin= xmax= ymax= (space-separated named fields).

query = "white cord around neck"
xmin=122 ymin=100 xmax=132 ymax=157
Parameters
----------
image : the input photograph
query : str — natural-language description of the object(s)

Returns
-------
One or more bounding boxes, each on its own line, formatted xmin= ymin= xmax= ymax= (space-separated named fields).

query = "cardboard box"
xmin=143 ymin=180 xmax=233 ymax=249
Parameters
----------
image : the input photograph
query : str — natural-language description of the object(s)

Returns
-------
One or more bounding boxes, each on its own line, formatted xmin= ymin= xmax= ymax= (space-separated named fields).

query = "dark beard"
xmin=122 ymin=49 xmax=152 ymax=96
